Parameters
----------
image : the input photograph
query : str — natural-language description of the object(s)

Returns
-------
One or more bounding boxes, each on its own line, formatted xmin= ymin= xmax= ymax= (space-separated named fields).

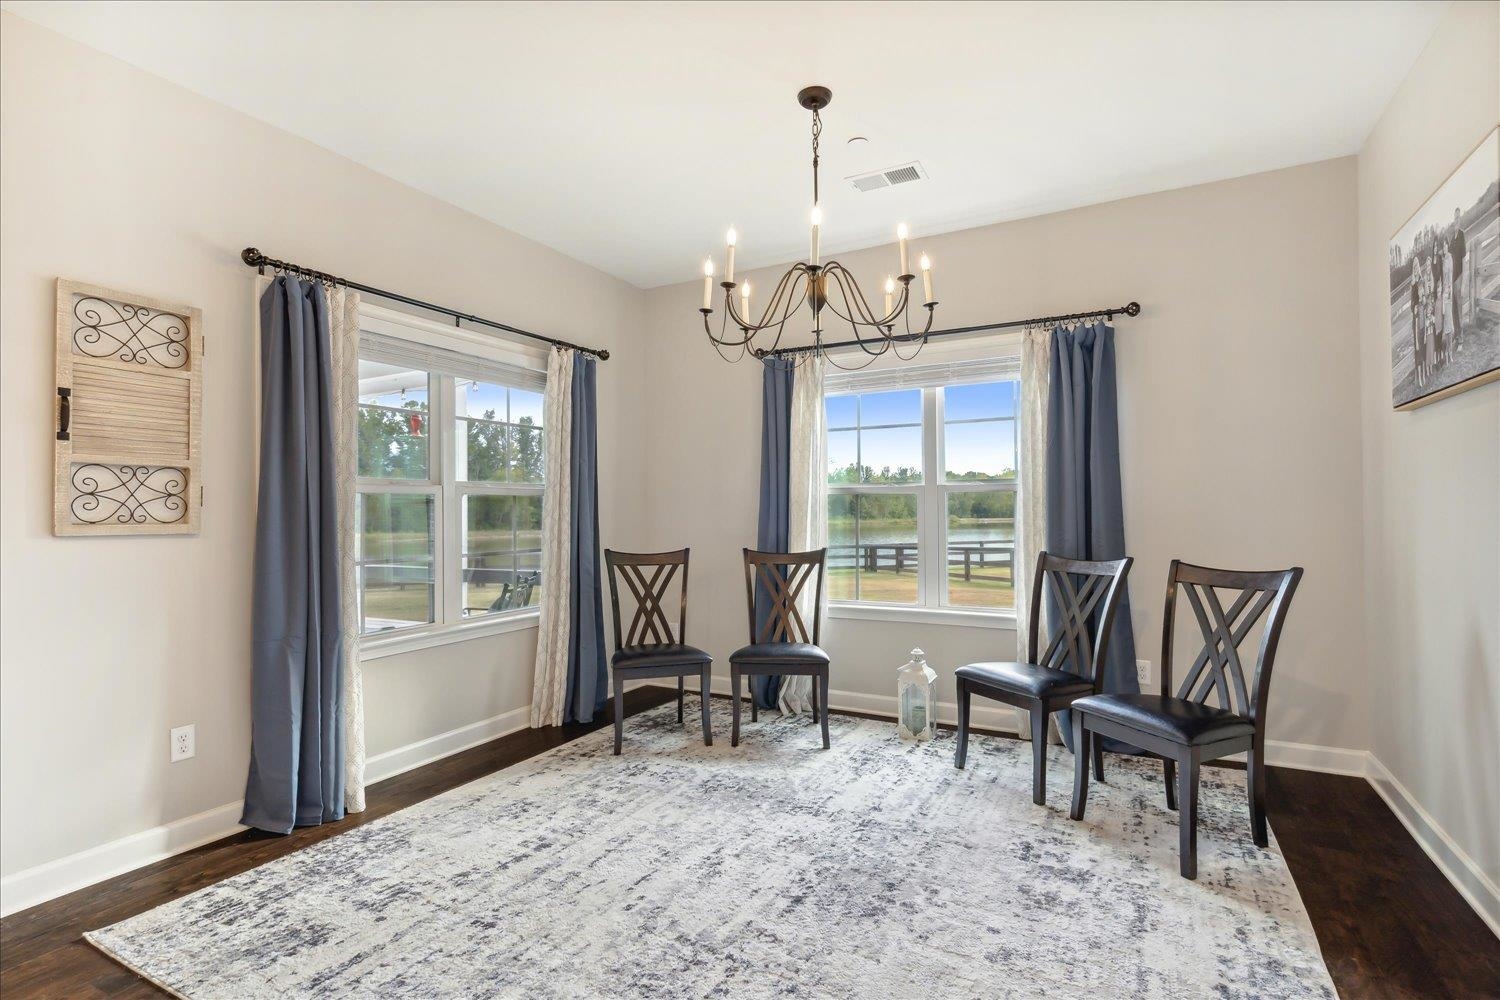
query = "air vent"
xmin=846 ymin=161 xmax=928 ymax=193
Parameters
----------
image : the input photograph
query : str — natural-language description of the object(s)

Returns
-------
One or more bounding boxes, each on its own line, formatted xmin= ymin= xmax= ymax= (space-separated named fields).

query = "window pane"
xmin=946 ymin=490 xmax=1016 ymax=610
xmin=944 ymin=419 xmax=1016 ymax=481
xmin=825 ymin=394 xmax=858 ymax=430
xmin=511 ymin=423 xmax=544 ymax=484
xmin=459 ymin=417 xmax=510 ymax=483
xmin=513 ymin=495 xmax=543 ymax=594
xmin=827 ymin=429 xmax=859 ymax=484
xmin=462 ymin=494 xmax=542 ymax=617
xmin=860 ymin=425 xmax=922 ymax=483
xmin=945 ymin=381 xmax=1016 ymax=421
xmin=854 ymin=493 xmax=919 ymax=604
xmin=827 ymin=494 xmax=857 ymax=601
xmin=456 ymin=379 xmax=508 ymax=421
xmin=511 ymin=388 xmax=544 ymax=426
xmin=357 ymin=493 xmax=435 ymax=633
xmin=358 ymin=361 xmax=429 ymax=479
xmin=859 ymin=389 xmax=920 ymax=426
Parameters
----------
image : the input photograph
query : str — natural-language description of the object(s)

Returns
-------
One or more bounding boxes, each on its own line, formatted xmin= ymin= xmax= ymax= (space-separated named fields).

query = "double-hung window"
xmin=824 ymin=358 xmax=1020 ymax=618
xmin=355 ymin=315 xmax=547 ymax=646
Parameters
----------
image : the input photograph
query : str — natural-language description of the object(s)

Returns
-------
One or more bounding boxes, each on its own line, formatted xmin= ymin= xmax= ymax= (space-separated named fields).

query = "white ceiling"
xmin=4 ymin=1 xmax=1446 ymax=288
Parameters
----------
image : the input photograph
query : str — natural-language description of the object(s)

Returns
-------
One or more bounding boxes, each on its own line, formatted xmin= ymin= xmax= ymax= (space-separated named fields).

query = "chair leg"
xmin=1163 ymin=757 xmax=1178 ymax=811
xmin=1178 ymin=752 xmax=1200 ymax=880
xmin=700 ymin=665 xmax=713 ymax=747
xmin=811 ymin=675 xmax=819 ymax=718
xmin=751 ymin=681 xmax=759 ymax=722
xmin=1091 ymin=731 xmax=1105 ymax=783
xmin=731 ymin=669 xmax=742 ymax=747
xmin=1069 ymin=713 xmax=1090 ymax=821
xmin=1030 ymin=702 xmax=1049 ymax=805
xmin=612 ymin=674 xmax=625 ymax=756
xmin=677 ymin=676 xmax=685 ymax=724
xmin=1247 ymin=738 xmax=1268 ymax=847
xmin=819 ymin=671 xmax=831 ymax=749
xmin=954 ymin=679 xmax=971 ymax=769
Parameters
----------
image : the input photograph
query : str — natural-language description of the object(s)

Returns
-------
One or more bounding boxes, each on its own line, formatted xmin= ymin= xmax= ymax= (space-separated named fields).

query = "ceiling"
xmin=3 ymin=1 xmax=1446 ymax=288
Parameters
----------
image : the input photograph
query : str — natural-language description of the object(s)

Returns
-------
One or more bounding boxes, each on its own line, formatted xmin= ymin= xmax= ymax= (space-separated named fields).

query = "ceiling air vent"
xmin=846 ymin=161 xmax=928 ymax=193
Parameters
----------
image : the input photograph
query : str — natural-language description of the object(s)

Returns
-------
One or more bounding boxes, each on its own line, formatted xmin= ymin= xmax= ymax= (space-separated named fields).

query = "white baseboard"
xmin=0 ymin=801 xmax=245 ymax=918
xmin=1365 ymin=754 xmax=1500 ymax=939
xmin=364 ymin=706 xmax=530 ymax=785
xmin=1262 ymin=739 xmax=1369 ymax=776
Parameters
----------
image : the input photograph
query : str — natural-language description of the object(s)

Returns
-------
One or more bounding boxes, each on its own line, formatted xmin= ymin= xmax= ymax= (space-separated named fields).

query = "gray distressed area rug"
xmin=88 ymin=703 xmax=1335 ymax=999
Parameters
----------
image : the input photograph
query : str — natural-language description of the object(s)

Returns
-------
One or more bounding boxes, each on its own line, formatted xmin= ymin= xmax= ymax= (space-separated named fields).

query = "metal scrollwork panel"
xmin=69 ymin=464 xmax=188 ymax=526
xmin=71 ymin=294 xmax=189 ymax=369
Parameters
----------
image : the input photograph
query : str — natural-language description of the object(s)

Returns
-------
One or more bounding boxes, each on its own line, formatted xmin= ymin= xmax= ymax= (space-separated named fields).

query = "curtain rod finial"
xmin=1124 ymin=301 xmax=1141 ymax=317
xmin=241 ymin=247 xmax=261 ymax=266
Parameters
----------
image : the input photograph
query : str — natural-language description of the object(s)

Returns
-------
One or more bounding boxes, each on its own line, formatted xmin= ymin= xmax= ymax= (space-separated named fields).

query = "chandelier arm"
xmin=726 ymin=263 xmax=810 ymax=334
xmin=703 ymin=304 xmax=756 ymax=347
xmin=829 ymin=261 xmax=911 ymax=329
xmin=819 ymin=268 xmax=899 ymax=356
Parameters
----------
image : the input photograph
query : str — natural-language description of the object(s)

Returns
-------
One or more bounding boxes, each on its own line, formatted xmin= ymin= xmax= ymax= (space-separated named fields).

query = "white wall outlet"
xmin=1136 ymin=660 xmax=1152 ymax=688
xmin=170 ymin=724 xmax=195 ymax=763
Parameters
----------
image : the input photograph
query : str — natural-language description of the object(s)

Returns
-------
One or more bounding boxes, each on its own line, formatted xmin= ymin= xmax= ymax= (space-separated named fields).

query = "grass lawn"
xmin=827 ymin=566 xmax=1014 ymax=609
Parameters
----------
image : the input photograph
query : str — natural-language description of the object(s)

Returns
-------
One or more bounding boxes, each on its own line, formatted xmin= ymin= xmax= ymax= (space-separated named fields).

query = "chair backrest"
xmin=742 ymin=548 xmax=827 ymax=645
xmin=1026 ymin=552 xmax=1133 ymax=686
xmin=1160 ymin=560 xmax=1303 ymax=724
xmin=604 ymin=549 xmax=690 ymax=650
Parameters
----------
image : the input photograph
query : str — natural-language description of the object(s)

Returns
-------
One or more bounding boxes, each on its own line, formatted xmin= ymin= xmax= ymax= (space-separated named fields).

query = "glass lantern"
xmin=897 ymin=648 xmax=938 ymax=742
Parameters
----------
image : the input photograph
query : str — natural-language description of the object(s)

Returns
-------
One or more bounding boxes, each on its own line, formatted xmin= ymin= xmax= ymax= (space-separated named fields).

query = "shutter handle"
xmin=56 ymin=387 xmax=71 ymax=441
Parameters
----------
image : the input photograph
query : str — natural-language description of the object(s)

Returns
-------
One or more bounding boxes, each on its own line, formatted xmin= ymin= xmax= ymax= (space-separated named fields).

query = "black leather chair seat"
xmin=1071 ymin=693 xmax=1254 ymax=746
xmin=729 ymin=642 xmax=830 ymax=666
xmin=612 ymin=643 xmax=712 ymax=669
xmin=955 ymin=661 xmax=1093 ymax=699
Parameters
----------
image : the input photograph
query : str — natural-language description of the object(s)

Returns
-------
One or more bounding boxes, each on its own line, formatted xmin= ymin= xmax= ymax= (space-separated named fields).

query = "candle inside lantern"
xmin=702 ymin=257 xmax=714 ymax=310
xmin=897 ymin=223 xmax=910 ymax=276
xmin=810 ymin=205 xmax=822 ymax=266
xmin=725 ymin=227 xmax=737 ymax=283
xmin=884 ymin=275 xmax=895 ymax=318
xmin=920 ymin=253 xmax=933 ymax=304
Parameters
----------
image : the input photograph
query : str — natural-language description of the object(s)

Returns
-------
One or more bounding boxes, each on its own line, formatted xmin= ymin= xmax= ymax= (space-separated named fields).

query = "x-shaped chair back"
xmin=605 ymin=549 xmax=690 ymax=649
xmin=1027 ymin=553 xmax=1133 ymax=685
xmin=742 ymin=548 xmax=827 ymax=645
xmin=1161 ymin=560 xmax=1303 ymax=723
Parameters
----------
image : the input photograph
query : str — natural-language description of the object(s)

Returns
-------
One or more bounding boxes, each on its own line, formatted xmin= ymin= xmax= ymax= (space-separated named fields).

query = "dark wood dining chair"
xmin=729 ymin=548 xmax=829 ymax=749
xmin=604 ymin=548 xmax=713 ymax=755
xmin=1069 ymin=560 xmax=1303 ymax=879
xmin=953 ymin=553 xmax=1133 ymax=806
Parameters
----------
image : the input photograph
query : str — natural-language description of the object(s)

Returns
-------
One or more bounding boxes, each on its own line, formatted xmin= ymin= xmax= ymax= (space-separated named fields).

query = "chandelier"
xmin=700 ymin=85 xmax=937 ymax=364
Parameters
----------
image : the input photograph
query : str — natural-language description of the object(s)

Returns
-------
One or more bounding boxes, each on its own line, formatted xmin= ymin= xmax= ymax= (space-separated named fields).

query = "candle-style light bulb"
xmin=897 ymin=223 xmax=910 ymax=276
xmin=702 ymin=256 xmax=715 ymax=310
xmin=884 ymin=274 xmax=895 ymax=317
xmin=725 ymin=227 xmax=738 ymax=283
xmin=740 ymin=281 xmax=751 ymax=325
xmin=810 ymin=205 xmax=823 ymax=266
xmin=919 ymin=253 xmax=934 ymax=305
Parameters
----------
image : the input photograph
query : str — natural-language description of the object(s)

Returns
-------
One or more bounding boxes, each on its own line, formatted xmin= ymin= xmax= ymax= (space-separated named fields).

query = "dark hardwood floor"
xmin=2 ymin=689 xmax=1496 ymax=999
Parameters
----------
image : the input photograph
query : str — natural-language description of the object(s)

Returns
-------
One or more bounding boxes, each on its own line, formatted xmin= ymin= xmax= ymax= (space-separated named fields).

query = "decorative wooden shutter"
xmin=54 ymin=279 xmax=203 ymax=535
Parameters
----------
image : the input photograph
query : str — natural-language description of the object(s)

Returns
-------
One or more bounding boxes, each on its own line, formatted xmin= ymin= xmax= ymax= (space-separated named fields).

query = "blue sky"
xmin=826 ymin=381 xmax=1018 ymax=479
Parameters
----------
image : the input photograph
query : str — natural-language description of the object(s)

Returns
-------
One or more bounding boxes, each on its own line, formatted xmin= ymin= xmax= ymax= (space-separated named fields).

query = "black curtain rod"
xmin=753 ymin=301 xmax=1141 ymax=359
xmin=240 ymin=247 xmax=610 ymax=360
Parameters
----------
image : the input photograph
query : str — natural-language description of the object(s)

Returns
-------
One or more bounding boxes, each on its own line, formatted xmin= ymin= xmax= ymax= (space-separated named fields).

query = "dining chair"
xmin=729 ymin=548 xmax=829 ymax=749
xmin=1068 ymin=560 xmax=1303 ymax=879
xmin=604 ymin=548 xmax=713 ymax=755
xmin=953 ymin=553 xmax=1133 ymax=806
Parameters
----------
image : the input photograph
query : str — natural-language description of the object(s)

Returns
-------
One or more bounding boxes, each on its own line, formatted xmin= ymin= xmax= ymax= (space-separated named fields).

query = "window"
xmin=825 ymin=361 xmax=1019 ymax=616
xmin=356 ymin=324 xmax=546 ymax=641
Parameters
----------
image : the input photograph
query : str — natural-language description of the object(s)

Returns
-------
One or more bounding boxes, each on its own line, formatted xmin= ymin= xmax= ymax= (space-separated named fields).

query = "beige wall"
xmin=1356 ymin=1 xmax=1500 ymax=891
xmin=0 ymin=14 xmax=647 ymax=881
xmin=643 ymin=157 xmax=1368 ymax=753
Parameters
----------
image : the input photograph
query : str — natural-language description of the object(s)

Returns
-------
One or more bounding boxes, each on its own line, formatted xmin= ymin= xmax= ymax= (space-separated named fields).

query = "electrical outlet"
xmin=170 ymin=724 xmax=195 ymax=763
xmin=1136 ymin=660 xmax=1152 ymax=687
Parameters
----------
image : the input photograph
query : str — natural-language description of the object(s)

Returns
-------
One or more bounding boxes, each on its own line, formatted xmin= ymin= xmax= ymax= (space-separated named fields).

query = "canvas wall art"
xmin=1389 ymin=127 xmax=1499 ymax=410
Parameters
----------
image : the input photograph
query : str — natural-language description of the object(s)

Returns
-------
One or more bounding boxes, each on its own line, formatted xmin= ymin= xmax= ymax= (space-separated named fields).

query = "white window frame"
xmin=357 ymin=303 xmax=548 ymax=660
xmin=825 ymin=355 xmax=1021 ymax=631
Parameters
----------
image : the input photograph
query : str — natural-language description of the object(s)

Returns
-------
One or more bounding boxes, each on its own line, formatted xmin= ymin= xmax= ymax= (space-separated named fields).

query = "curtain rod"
xmin=240 ymin=248 xmax=610 ymax=360
xmin=752 ymin=301 xmax=1141 ymax=359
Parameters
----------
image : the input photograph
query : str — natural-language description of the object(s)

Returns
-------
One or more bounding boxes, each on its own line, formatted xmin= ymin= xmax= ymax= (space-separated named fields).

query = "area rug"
xmin=88 ymin=703 xmax=1335 ymax=999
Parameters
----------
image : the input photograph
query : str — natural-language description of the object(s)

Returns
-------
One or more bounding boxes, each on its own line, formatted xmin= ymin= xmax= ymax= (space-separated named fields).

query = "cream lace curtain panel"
xmin=328 ymin=286 xmax=367 ymax=813
xmin=779 ymin=355 xmax=828 ymax=715
xmin=529 ymin=349 xmax=575 ymax=727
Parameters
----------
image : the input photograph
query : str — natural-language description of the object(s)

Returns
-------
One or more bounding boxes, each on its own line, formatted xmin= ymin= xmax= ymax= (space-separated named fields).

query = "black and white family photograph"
xmin=1389 ymin=126 xmax=1500 ymax=409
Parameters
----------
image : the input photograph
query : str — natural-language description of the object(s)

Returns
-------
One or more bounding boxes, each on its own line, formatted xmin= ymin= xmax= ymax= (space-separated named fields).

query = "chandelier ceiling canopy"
xmin=700 ymin=85 xmax=937 ymax=366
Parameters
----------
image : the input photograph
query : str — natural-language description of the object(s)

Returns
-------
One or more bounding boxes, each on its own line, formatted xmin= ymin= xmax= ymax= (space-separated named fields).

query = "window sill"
xmin=828 ymin=603 xmax=1016 ymax=630
xmin=360 ymin=610 xmax=541 ymax=661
